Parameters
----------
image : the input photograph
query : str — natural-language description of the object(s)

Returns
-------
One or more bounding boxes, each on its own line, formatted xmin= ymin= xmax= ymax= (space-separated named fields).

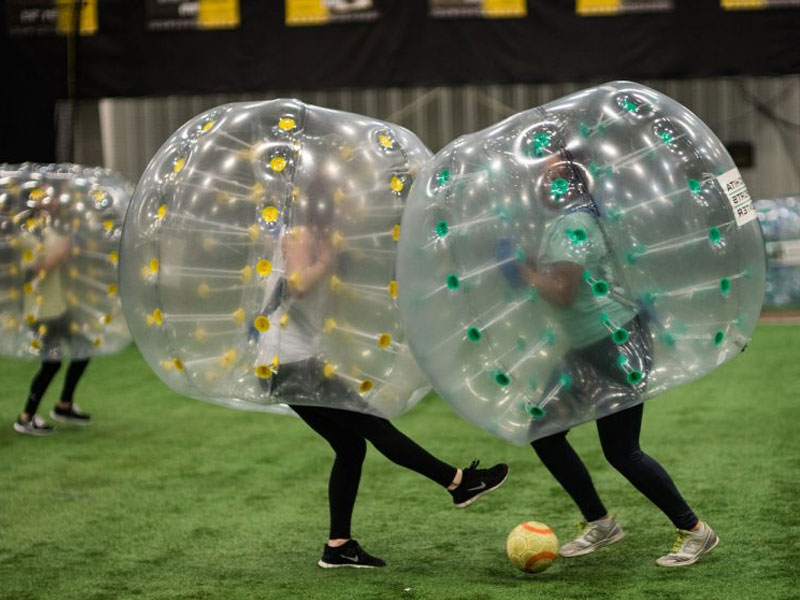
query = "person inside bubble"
xmin=14 ymin=190 xmax=92 ymax=436
xmin=255 ymin=186 xmax=508 ymax=569
xmin=515 ymin=157 xmax=718 ymax=568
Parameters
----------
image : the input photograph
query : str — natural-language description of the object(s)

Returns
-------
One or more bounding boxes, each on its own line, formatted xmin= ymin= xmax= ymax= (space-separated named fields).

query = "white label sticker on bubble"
xmin=716 ymin=168 xmax=756 ymax=227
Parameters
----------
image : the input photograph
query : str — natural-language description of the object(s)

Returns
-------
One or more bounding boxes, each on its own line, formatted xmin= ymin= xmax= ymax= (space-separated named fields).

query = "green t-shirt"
xmin=537 ymin=212 xmax=635 ymax=348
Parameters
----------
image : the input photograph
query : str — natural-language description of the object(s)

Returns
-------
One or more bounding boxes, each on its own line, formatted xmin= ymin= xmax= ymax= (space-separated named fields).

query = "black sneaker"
xmin=50 ymin=404 xmax=91 ymax=425
xmin=318 ymin=540 xmax=386 ymax=569
xmin=13 ymin=415 xmax=56 ymax=436
xmin=450 ymin=460 xmax=509 ymax=508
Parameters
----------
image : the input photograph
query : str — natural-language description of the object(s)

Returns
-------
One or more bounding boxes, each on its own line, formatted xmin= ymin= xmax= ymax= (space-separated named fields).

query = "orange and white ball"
xmin=506 ymin=521 xmax=559 ymax=574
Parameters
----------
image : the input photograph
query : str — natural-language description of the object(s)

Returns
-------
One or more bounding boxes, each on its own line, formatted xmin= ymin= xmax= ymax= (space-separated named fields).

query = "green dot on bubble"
xmin=580 ymin=124 xmax=592 ymax=138
xmin=435 ymin=220 xmax=449 ymax=238
xmin=709 ymin=227 xmax=722 ymax=244
xmin=714 ymin=330 xmax=724 ymax=346
xmin=658 ymin=131 xmax=673 ymax=144
xmin=516 ymin=337 xmax=527 ymax=351
xmin=446 ymin=274 xmax=460 ymax=290
xmin=688 ymin=178 xmax=702 ymax=195
xmin=558 ymin=372 xmax=572 ymax=390
xmin=613 ymin=328 xmax=629 ymax=345
xmin=660 ymin=332 xmax=676 ymax=346
xmin=528 ymin=405 xmax=546 ymax=419
xmin=623 ymin=99 xmax=638 ymax=114
xmin=436 ymin=169 xmax=450 ymax=186
xmin=494 ymin=371 xmax=511 ymax=387
xmin=583 ymin=270 xmax=593 ymax=282
xmin=550 ymin=178 xmax=569 ymax=199
xmin=617 ymin=354 xmax=629 ymax=368
xmin=720 ymin=277 xmax=731 ymax=295
xmin=528 ymin=377 xmax=539 ymax=391
xmin=527 ymin=288 xmax=539 ymax=303
xmin=592 ymin=280 xmax=610 ymax=297
xmin=540 ymin=329 xmax=556 ymax=345
xmin=514 ymin=248 xmax=526 ymax=262
xmin=567 ymin=228 xmax=588 ymax=245
xmin=627 ymin=370 xmax=643 ymax=385
xmin=466 ymin=327 xmax=482 ymax=343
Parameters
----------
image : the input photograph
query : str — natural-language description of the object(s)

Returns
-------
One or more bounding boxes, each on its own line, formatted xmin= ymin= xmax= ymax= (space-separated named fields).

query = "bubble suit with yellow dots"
xmin=120 ymin=100 xmax=431 ymax=416
xmin=397 ymin=82 xmax=766 ymax=445
xmin=0 ymin=163 xmax=133 ymax=360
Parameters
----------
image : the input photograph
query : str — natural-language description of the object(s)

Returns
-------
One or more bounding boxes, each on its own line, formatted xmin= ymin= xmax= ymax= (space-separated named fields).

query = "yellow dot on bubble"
xmin=103 ymin=220 xmax=114 ymax=233
xmin=288 ymin=272 xmax=301 ymax=289
xmin=262 ymin=206 xmax=279 ymax=222
xmin=30 ymin=340 xmax=41 ymax=350
xmin=323 ymin=363 xmax=337 ymax=378
xmin=197 ymin=283 xmax=211 ymax=298
xmin=278 ymin=117 xmax=296 ymax=131
xmin=69 ymin=322 xmax=80 ymax=333
xmin=271 ymin=355 xmax=280 ymax=370
xmin=329 ymin=275 xmax=342 ymax=292
xmin=247 ymin=224 xmax=260 ymax=242
xmin=280 ymin=314 xmax=290 ymax=328
xmin=102 ymin=314 xmax=112 ymax=324
xmin=269 ymin=157 xmax=287 ymax=172
xmin=392 ymin=224 xmax=401 ymax=242
xmin=220 ymin=349 xmax=237 ymax=368
xmin=156 ymin=204 xmax=167 ymax=220
xmin=107 ymin=283 xmax=117 ymax=296
xmin=35 ymin=295 xmax=44 ymax=306
xmin=9 ymin=288 xmax=20 ymax=300
xmin=331 ymin=231 xmax=344 ymax=249
xmin=194 ymin=328 xmax=208 ymax=341
xmin=9 ymin=265 xmax=19 ymax=276
xmin=29 ymin=188 xmax=46 ymax=201
xmin=93 ymin=337 xmax=103 ymax=347
xmin=256 ymin=259 xmax=272 ymax=277
xmin=333 ymin=189 xmax=345 ymax=205
xmin=145 ymin=314 xmax=155 ymax=327
xmin=22 ymin=250 xmax=33 ymax=264
xmin=256 ymin=364 xmax=272 ymax=379
xmin=231 ymin=308 xmax=246 ymax=324
xmin=173 ymin=157 xmax=186 ymax=173
xmin=324 ymin=318 xmax=337 ymax=334
xmin=26 ymin=217 xmax=37 ymax=229
xmin=37 ymin=324 xmax=47 ymax=336
xmin=108 ymin=251 xmax=118 ymax=265
xmin=249 ymin=182 xmax=265 ymax=202
xmin=204 ymin=371 xmax=218 ymax=384
xmin=153 ymin=309 xmax=163 ymax=325
xmin=378 ymin=333 xmax=392 ymax=349
xmin=359 ymin=380 xmax=374 ymax=394
xmin=201 ymin=119 xmax=216 ymax=133
xmin=388 ymin=280 xmax=398 ymax=298
xmin=202 ymin=237 xmax=217 ymax=252
xmin=149 ymin=258 xmax=159 ymax=274
xmin=378 ymin=134 xmax=394 ymax=149
xmin=25 ymin=313 xmax=36 ymax=325
xmin=23 ymin=282 xmax=33 ymax=295
xmin=254 ymin=315 xmax=270 ymax=332
xmin=340 ymin=146 xmax=355 ymax=161
xmin=174 ymin=358 xmax=184 ymax=371
xmin=66 ymin=292 xmax=78 ymax=307
xmin=3 ymin=317 xmax=18 ymax=329
xmin=71 ymin=246 xmax=80 ymax=256
xmin=240 ymin=265 xmax=253 ymax=284
xmin=391 ymin=176 xmax=404 ymax=193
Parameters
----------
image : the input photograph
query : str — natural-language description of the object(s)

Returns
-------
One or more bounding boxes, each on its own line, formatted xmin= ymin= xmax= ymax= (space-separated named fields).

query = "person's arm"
xmin=31 ymin=235 xmax=71 ymax=273
xmin=285 ymin=234 xmax=335 ymax=296
xmin=519 ymin=261 xmax=583 ymax=308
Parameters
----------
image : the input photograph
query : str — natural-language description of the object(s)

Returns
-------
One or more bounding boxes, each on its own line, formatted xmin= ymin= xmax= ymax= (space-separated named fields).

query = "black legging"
xmin=24 ymin=359 xmax=90 ymax=417
xmin=262 ymin=360 xmax=457 ymax=540
xmin=532 ymin=317 xmax=698 ymax=531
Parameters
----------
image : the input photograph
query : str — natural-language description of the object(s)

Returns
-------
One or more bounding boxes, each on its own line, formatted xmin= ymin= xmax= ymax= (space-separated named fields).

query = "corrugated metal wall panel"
xmin=72 ymin=76 xmax=800 ymax=198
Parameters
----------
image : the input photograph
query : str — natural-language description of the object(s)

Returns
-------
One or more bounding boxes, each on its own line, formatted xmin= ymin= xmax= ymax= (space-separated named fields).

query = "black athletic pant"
xmin=262 ymin=359 xmax=456 ymax=540
xmin=23 ymin=359 xmax=90 ymax=417
xmin=533 ymin=403 xmax=698 ymax=530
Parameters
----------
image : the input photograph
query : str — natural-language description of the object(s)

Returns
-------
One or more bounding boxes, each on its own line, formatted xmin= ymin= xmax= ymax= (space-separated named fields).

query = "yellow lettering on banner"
xmin=576 ymin=0 xmax=622 ymax=15
xmin=482 ymin=0 xmax=527 ymax=17
xmin=56 ymin=0 xmax=98 ymax=35
xmin=721 ymin=0 xmax=767 ymax=9
xmin=198 ymin=0 xmax=240 ymax=29
xmin=285 ymin=0 xmax=330 ymax=26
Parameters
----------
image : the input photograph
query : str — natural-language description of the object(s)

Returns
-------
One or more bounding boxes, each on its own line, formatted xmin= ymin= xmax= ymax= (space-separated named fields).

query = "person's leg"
xmin=596 ymin=403 xmax=698 ymax=530
xmin=50 ymin=359 xmax=92 ymax=423
xmin=531 ymin=431 xmax=607 ymax=522
xmin=22 ymin=361 xmax=62 ymax=421
xmin=291 ymin=404 xmax=367 ymax=543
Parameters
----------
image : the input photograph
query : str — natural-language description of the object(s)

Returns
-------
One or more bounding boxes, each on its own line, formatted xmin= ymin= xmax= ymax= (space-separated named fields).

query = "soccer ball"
xmin=506 ymin=521 xmax=559 ymax=574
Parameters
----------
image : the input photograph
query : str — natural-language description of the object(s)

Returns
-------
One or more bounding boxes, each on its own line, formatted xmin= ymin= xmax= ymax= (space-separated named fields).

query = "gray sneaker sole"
xmin=559 ymin=528 xmax=626 ymax=558
xmin=49 ymin=411 xmax=90 ymax=426
xmin=656 ymin=534 xmax=719 ymax=568
xmin=13 ymin=422 xmax=55 ymax=436
xmin=454 ymin=468 xmax=510 ymax=509
xmin=317 ymin=560 xmax=382 ymax=569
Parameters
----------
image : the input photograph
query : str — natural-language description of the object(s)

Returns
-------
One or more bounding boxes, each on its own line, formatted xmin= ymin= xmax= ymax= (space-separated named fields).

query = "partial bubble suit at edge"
xmin=120 ymin=100 xmax=431 ymax=416
xmin=397 ymin=81 xmax=766 ymax=444
xmin=0 ymin=163 xmax=133 ymax=360
xmin=756 ymin=196 xmax=800 ymax=309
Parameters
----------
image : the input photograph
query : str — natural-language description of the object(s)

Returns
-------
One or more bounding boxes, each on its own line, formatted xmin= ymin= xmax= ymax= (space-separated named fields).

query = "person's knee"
xmin=532 ymin=430 xmax=568 ymax=455
xmin=38 ymin=361 xmax=62 ymax=377
xmin=602 ymin=442 xmax=643 ymax=472
xmin=333 ymin=437 xmax=367 ymax=464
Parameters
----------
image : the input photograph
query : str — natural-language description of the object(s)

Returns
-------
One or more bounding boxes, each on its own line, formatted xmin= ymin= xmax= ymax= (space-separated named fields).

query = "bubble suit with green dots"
xmin=0 ymin=163 xmax=133 ymax=360
xmin=756 ymin=197 xmax=800 ymax=309
xmin=120 ymin=100 xmax=430 ymax=416
xmin=397 ymin=82 xmax=766 ymax=444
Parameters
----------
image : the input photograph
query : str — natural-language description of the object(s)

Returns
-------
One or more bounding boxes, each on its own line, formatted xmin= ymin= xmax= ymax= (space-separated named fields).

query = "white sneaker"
xmin=13 ymin=415 xmax=56 ymax=436
xmin=656 ymin=522 xmax=719 ymax=568
xmin=559 ymin=516 xmax=626 ymax=558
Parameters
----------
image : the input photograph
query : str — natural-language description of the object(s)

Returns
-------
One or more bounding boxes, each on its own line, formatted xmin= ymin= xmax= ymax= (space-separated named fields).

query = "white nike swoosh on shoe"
xmin=467 ymin=482 xmax=487 ymax=492
xmin=341 ymin=554 xmax=359 ymax=562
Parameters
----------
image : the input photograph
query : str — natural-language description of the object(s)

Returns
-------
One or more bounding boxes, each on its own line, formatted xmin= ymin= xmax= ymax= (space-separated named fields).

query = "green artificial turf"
xmin=1 ymin=324 xmax=799 ymax=600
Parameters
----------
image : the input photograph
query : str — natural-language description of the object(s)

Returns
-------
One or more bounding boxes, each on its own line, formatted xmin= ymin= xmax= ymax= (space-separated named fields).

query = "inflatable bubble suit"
xmin=397 ymin=82 xmax=766 ymax=444
xmin=756 ymin=196 xmax=800 ymax=309
xmin=120 ymin=100 xmax=430 ymax=416
xmin=0 ymin=163 xmax=133 ymax=360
